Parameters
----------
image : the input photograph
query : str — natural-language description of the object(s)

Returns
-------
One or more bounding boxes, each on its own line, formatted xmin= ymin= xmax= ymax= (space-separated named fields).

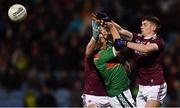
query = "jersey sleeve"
xmin=131 ymin=33 xmax=142 ymax=42
xmin=151 ymin=37 xmax=165 ymax=51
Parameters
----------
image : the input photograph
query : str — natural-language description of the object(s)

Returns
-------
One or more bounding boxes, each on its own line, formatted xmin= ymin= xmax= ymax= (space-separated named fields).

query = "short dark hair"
xmin=142 ymin=15 xmax=161 ymax=32
xmin=94 ymin=12 xmax=111 ymax=22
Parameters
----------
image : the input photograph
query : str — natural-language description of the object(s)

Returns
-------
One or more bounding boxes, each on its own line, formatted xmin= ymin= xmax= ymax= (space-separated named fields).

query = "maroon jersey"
xmin=132 ymin=33 xmax=165 ymax=85
xmin=83 ymin=55 xmax=107 ymax=96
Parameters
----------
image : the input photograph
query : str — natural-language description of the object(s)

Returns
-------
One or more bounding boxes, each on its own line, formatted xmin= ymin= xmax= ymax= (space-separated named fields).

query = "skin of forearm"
xmin=117 ymin=29 xmax=132 ymax=41
xmin=112 ymin=21 xmax=122 ymax=30
xmin=127 ymin=42 xmax=149 ymax=53
xmin=86 ymin=37 xmax=97 ymax=56
xmin=112 ymin=21 xmax=133 ymax=41
xmin=109 ymin=26 xmax=121 ymax=41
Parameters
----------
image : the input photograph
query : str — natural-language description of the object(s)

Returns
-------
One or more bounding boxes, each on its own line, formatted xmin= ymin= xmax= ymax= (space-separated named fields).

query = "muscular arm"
xmin=127 ymin=42 xmax=159 ymax=53
xmin=108 ymin=24 xmax=121 ymax=41
xmin=111 ymin=21 xmax=133 ymax=41
xmin=85 ymin=37 xmax=97 ymax=56
xmin=111 ymin=21 xmax=159 ymax=53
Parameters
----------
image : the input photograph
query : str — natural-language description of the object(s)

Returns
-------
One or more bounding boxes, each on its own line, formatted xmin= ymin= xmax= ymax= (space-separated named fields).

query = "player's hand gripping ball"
xmin=8 ymin=4 xmax=27 ymax=22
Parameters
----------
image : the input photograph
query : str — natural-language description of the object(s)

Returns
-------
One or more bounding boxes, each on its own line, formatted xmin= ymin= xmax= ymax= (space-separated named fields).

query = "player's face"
xmin=98 ymin=34 xmax=107 ymax=50
xmin=99 ymin=26 xmax=108 ymax=38
xmin=141 ymin=20 xmax=156 ymax=36
xmin=97 ymin=27 xmax=108 ymax=50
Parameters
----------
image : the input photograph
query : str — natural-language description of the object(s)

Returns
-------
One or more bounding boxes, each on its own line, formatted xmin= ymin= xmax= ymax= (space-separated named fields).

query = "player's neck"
xmin=143 ymin=31 xmax=156 ymax=37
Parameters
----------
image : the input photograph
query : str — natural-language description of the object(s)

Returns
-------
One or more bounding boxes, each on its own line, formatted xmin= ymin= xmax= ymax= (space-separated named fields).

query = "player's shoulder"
xmin=157 ymin=35 xmax=164 ymax=41
xmin=152 ymin=36 xmax=165 ymax=49
xmin=152 ymin=35 xmax=164 ymax=43
xmin=132 ymin=33 xmax=143 ymax=41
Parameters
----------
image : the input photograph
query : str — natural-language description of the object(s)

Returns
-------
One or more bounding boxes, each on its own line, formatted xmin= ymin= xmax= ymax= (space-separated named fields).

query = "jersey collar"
xmin=144 ymin=34 xmax=157 ymax=39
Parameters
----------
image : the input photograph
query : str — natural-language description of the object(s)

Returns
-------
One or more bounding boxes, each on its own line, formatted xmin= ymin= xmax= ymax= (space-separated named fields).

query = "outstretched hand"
xmin=105 ymin=22 xmax=120 ymax=40
xmin=92 ymin=20 xmax=100 ymax=40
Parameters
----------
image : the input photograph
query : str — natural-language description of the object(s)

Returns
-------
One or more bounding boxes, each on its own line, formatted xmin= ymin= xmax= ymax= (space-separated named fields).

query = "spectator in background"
xmin=1 ymin=67 xmax=22 ymax=91
xmin=24 ymin=88 xmax=38 ymax=107
xmin=37 ymin=85 xmax=57 ymax=107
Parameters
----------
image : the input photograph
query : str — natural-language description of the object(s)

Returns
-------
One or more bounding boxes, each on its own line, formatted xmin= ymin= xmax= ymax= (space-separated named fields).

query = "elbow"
xmin=85 ymin=45 xmax=94 ymax=57
xmin=85 ymin=50 xmax=91 ymax=57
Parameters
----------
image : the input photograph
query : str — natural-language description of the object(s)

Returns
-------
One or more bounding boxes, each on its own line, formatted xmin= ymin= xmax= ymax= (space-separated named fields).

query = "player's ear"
xmin=151 ymin=24 xmax=156 ymax=32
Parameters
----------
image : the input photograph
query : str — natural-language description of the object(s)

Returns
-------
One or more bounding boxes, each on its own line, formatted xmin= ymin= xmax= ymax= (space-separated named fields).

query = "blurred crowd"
xmin=0 ymin=0 xmax=179 ymax=107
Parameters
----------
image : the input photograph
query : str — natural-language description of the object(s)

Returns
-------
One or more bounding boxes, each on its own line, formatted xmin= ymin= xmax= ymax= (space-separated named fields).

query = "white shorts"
xmin=109 ymin=89 xmax=136 ymax=108
xmin=136 ymin=82 xmax=167 ymax=107
xmin=81 ymin=94 xmax=111 ymax=108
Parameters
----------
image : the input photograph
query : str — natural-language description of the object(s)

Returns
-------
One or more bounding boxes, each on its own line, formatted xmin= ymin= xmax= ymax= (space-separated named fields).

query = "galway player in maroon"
xmin=82 ymin=14 xmax=111 ymax=108
xmin=111 ymin=15 xmax=167 ymax=107
xmin=82 ymin=37 xmax=111 ymax=108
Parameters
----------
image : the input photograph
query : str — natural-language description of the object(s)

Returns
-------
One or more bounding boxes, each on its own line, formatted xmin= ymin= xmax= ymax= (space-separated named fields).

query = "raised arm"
xmin=111 ymin=21 xmax=133 ymax=41
xmin=108 ymin=23 xmax=121 ymax=41
xmin=109 ymin=22 xmax=159 ymax=53
xmin=127 ymin=42 xmax=159 ymax=53
xmin=85 ymin=37 xmax=97 ymax=56
xmin=86 ymin=14 xmax=101 ymax=56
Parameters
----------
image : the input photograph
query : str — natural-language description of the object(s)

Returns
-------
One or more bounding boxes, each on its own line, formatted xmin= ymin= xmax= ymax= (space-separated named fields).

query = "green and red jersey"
xmin=94 ymin=46 xmax=130 ymax=97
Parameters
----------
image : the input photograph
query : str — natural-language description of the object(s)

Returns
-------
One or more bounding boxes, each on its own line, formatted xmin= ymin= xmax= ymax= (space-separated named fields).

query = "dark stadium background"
xmin=0 ymin=0 xmax=179 ymax=107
